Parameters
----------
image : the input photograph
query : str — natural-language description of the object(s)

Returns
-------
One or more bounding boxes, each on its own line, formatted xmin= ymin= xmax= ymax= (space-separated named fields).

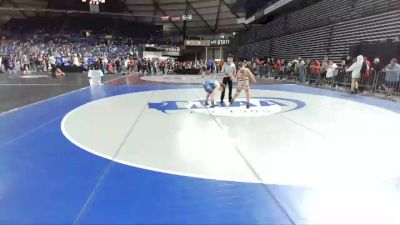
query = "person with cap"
xmin=220 ymin=54 xmax=236 ymax=105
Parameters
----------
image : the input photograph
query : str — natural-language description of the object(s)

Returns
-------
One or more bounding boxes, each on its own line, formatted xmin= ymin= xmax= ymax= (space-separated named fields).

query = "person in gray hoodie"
xmin=297 ymin=59 xmax=307 ymax=83
xmin=346 ymin=55 xmax=363 ymax=94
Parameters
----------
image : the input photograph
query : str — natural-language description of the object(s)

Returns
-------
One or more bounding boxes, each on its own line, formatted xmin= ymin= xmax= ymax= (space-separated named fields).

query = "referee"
xmin=220 ymin=54 xmax=236 ymax=105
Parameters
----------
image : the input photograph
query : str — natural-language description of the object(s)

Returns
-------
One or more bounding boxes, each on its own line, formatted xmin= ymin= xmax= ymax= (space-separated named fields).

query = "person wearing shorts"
xmin=230 ymin=62 xmax=257 ymax=109
xmin=346 ymin=55 xmax=363 ymax=94
xmin=203 ymin=79 xmax=225 ymax=107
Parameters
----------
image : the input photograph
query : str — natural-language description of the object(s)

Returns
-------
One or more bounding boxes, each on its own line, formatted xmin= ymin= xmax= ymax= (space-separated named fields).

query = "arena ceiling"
xmin=0 ymin=0 xmax=294 ymax=35
xmin=124 ymin=0 xmax=249 ymax=35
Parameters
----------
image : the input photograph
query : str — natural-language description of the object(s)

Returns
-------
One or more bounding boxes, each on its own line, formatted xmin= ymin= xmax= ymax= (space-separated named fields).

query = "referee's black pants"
xmin=221 ymin=76 xmax=233 ymax=103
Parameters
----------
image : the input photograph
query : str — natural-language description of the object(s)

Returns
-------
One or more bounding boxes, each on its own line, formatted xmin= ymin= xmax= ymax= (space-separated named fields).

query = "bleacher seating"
xmin=329 ymin=9 xmax=400 ymax=62
xmin=286 ymin=0 xmax=352 ymax=33
xmin=235 ymin=0 xmax=400 ymax=62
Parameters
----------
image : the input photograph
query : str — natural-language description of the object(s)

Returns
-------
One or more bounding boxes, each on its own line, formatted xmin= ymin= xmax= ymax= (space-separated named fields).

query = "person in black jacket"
xmin=115 ymin=58 xmax=121 ymax=74
xmin=220 ymin=54 xmax=236 ymax=105
xmin=372 ymin=57 xmax=385 ymax=90
xmin=1 ymin=56 xmax=10 ymax=72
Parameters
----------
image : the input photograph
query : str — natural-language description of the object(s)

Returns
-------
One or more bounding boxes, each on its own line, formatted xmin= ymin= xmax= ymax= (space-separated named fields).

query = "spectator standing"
xmin=298 ymin=59 xmax=307 ymax=83
xmin=383 ymin=58 xmax=400 ymax=96
xmin=311 ymin=60 xmax=321 ymax=83
xmin=0 ymin=55 xmax=3 ymax=72
xmin=360 ymin=56 xmax=371 ymax=90
xmin=1 ymin=55 xmax=10 ymax=72
xmin=159 ymin=60 xmax=166 ymax=75
xmin=371 ymin=57 xmax=384 ymax=90
xmin=49 ymin=55 xmax=57 ymax=77
xmin=319 ymin=56 xmax=329 ymax=85
xmin=326 ymin=60 xmax=338 ymax=87
xmin=346 ymin=55 xmax=364 ymax=94
xmin=274 ymin=59 xmax=282 ymax=79
xmin=21 ymin=54 xmax=30 ymax=74
xmin=115 ymin=58 xmax=121 ymax=74
xmin=362 ymin=56 xmax=371 ymax=78
xmin=206 ymin=59 xmax=213 ymax=73
xmin=152 ymin=59 xmax=157 ymax=75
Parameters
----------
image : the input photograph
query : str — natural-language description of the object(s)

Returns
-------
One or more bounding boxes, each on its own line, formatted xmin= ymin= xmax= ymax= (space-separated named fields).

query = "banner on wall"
xmin=161 ymin=16 xmax=170 ymax=21
xmin=184 ymin=40 xmax=210 ymax=47
xmin=181 ymin=15 xmax=192 ymax=20
xmin=171 ymin=16 xmax=181 ymax=22
xmin=210 ymin=39 xmax=230 ymax=46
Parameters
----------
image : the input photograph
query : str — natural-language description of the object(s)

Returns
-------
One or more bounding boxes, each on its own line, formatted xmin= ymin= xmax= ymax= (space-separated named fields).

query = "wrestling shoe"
xmin=229 ymin=99 xmax=235 ymax=107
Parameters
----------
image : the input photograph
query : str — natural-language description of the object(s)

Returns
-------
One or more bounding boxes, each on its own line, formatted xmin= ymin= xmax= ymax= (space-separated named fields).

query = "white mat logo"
xmin=148 ymin=97 xmax=305 ymax=117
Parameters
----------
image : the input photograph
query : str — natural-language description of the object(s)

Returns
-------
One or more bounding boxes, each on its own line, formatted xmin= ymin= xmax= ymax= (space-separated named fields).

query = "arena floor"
xmin=0 ymin=72 xmax=123 ymax=113
xmin=0 ymin=72 xmax=399 ymax=224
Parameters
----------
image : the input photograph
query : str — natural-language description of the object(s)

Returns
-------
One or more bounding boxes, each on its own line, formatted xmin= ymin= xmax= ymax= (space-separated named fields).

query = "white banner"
xmin=161 ymin=16 xmax=170 ymax=21
xmin=171 ymin=16 xmax=181 ymax=21
xmin=181 ymin=15 xmax=192 ymax=20
xmin=184 ymin=40 xmax=210 ymax=46
xmin=210 ymin=39 xmax=230 ymax=46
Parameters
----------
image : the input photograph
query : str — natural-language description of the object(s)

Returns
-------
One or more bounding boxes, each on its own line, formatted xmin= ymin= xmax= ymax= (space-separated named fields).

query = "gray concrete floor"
xmin=0 ymin=72 xmax=122 ymax=113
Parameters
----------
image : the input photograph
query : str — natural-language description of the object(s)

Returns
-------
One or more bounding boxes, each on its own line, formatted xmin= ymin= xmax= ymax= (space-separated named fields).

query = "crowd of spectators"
xmin=1 ymin=30 xmax=399 ymax=96
xmin=0 ymin=32 xmax=226 ymax=78
xmin=240 ymin=56 xmax=400 ymax=96
xmin=0 ymin=33 xmax=141 ymax=76
xmin=0 ymin=17 xmax=170 ymax=77
xmin=0 ymin=35 xmax=226 ymax=77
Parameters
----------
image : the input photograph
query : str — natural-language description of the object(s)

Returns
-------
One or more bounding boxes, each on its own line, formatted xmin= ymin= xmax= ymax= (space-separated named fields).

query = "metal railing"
xmin=256 ymin=65 xmax=400 ymax=97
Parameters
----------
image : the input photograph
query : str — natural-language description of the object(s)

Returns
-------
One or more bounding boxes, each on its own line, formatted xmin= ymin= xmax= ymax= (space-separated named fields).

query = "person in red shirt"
xmin=362 ymin=56 xmax=371 ymax=78
xmin=159 ymin=60 xmax=166 ymax=75
xmin=311 ymin=60 xmax=321 ymax=83
xmin=107 ymin=61 xmax=115 ymax=74
xmin=311 ymin=60 xmax=321 ymax=75
xmin=274 ymin=59 xmax=282 ymax=79
xmin=128 ymin=57 xmax=136 ymax=75
xmin=219 ymin=61 xmax=224 ymax=73
xmin=360 ymin=56 xmax=372 ymax=90
xmin=274 ymin=59 xmax=281 ymax=71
